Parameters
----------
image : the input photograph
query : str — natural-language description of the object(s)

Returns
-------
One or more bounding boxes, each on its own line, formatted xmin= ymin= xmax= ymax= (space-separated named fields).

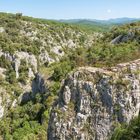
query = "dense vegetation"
xmin=111 ymin=114 xmax=140 ymax=140
xmin=60 ymin=18 xmax=140 ymax=33
xmin=52 ymin=21 xmax=140 ymax=78
xmin=60 ymin=19 xmax=111 ymax=33
xmin=0 ymin=12 xmax=140 ymax=140
xmin=0 ymin=12 xmax=87 ymax=57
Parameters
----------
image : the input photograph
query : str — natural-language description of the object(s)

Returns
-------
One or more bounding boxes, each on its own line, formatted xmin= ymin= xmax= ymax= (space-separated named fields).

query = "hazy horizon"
xmin=1 ymin=12 xmax=140 ymax=21
xmin=0 ymin=0 xmax=140 ymax=20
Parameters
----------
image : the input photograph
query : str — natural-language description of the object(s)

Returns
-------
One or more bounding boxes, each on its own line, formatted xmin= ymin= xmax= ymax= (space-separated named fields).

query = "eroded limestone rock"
xmin=48 ymin=59 xmax=140 ymax=140
xmin=32 ymin=73 xmax=47 ymax=94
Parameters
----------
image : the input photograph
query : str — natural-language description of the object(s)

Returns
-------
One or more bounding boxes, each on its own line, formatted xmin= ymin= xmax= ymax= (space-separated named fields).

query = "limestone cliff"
xmin=48 ymin=59 xmax=140 ymax=140
xmin=0 ymin=13 xmax=140 ymax=139
xmin=0 ymin=14 xmax=94 ymax=119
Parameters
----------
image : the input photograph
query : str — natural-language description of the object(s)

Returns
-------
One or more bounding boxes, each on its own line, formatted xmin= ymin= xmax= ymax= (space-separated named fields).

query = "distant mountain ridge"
xmin=58 ymin=17 xmax=140 ymax=32
xmin=59 ymin=17 xmax=140 ymax=25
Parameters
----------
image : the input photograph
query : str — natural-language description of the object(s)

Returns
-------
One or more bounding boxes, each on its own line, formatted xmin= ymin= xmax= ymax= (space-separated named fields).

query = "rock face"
xmin=0 ymin=27 xmax=5 ymax=33
xmin=111 ymin=31 xmax=135 ymax=44
xmin=0 ymin=51 xmax=38 ymax=79
xmin=0 ymin=88 xmax=11 ymax=119
xmin=0 ymin=50 xmax=46 ymax=117
xmin=48 ymin=59 xmax=140 ymax=140
xmin=32 ymin=73 xmax=47 ymax=94
xmin=0 ymin=97 xmax=4 ymax=118
xmin=39 ymin=50 xmax=55 ymax=65
xmin=15 ymin=51 xmax=38 ymax=78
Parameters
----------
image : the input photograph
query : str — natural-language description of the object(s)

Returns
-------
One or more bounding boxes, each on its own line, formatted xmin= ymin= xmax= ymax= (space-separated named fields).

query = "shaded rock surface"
xmin=32 ymin=73 xmax=47 ymax=94
xmin=111 ymin=31 xmax=135 ymax=44
xmin=48 ymin=59 xmax=140 ymax=140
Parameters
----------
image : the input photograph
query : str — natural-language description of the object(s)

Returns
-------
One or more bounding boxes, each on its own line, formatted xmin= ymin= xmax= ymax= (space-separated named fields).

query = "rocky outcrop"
xmin=111 ymin=31 xmax=135 ymax=44
xmin=0 ymin=98 xmax=4 ymax=118
xmin=0 ymin=50 xmax=46 ymax=116
xmin=17 ymin=73 xmax=47 ymax=104
xmin=39 ymin=49 xmax=55 ymax=65
xmin=14 ymin=52 xmax=38 ymax=79
xmin=32 ymin=73 xmax=47 ymax=94
xmin=48 ymin=59 xmax=140 ymax=140
xmin=0 ymin=27 xmax=5 ymax=33
xmin=0 ymin=88 xmax=11 ymax=118
xmin=0 ymin=51 xmax=38 ymax=79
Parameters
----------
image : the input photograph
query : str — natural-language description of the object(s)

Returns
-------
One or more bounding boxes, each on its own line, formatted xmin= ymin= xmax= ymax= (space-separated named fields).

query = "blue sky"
xmin=0 ymin=0 xmax=140 ymax=20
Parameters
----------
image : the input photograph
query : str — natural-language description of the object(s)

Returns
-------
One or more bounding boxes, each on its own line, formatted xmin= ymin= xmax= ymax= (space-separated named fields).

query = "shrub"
xmin=52 ymin=61 xmax=72 ymax=81
xmin=6 ymin=69 xmax=17 ymax=84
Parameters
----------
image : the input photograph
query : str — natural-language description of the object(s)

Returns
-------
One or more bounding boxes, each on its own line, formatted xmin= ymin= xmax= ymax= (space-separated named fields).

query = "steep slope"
xmin=0 ymin=12 xmax=94 ymax=116
xmin=108 ymin=22 xmax=140 ymax=44
xmin=0 ymin=12 xmax=140 ymax=140
xmin=0 ymin=13 xmax=96 ymax=65
xmin=48 ymin=59 xmax=140 ymax=140
xmin=0 ymin=13 xmax=98 ymax=139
